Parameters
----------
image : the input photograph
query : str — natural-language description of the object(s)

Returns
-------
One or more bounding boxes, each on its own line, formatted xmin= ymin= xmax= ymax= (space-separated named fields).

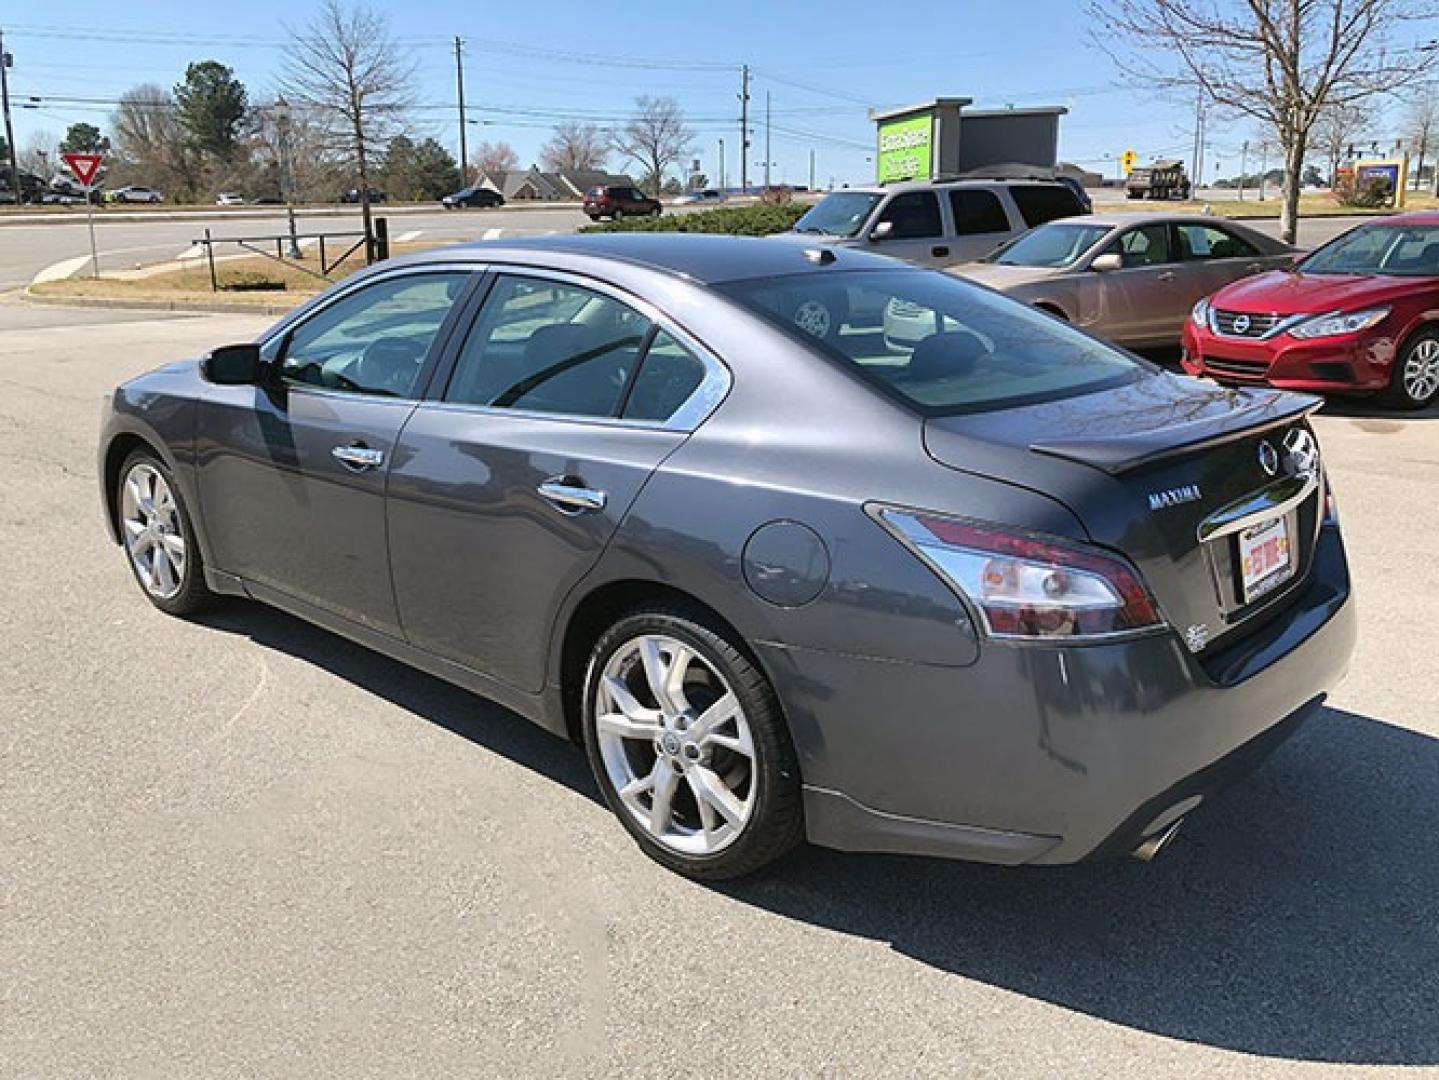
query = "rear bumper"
xmin=1181 ymin=323 xmax=1396 ymax=393
xmin=765 ymin=524 xmax=1355 ymax=865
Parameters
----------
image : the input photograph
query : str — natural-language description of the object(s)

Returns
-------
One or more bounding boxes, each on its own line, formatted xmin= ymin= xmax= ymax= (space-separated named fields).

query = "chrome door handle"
xmin=538 ymin=478 xmax=607 ymax=514
xmin=331 ymin=443 xmax=385 ymax=470
xmin=1157 ymin=271 xmax=1176 ymax=282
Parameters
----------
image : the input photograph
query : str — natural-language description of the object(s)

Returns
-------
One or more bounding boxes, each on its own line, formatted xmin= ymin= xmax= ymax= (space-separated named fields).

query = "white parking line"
xmin=482 ymin=227 xmax=503 ymax=241
xmin=395 ymin=229 xmax=422 ymax=243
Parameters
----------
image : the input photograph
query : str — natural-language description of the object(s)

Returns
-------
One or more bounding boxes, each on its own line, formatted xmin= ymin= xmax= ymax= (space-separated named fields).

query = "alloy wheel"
xmin=1403 ymin=338 xmax=1439 ymax=404
xmin=120 ymin=462 xmax=187 ymax=600
xmin=594 ymin=634 xmax=757 ymax=856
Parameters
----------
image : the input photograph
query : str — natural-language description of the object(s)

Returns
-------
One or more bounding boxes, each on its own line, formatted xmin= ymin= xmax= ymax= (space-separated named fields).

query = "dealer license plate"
xmin=1239 ymin=515 xmax=1293 ymax=604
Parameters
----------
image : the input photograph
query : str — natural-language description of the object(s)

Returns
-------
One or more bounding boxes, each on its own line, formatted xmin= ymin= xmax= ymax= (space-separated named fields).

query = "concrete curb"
xmin=0 ymin=201 xmax=589 ymax=228
xmin=22 ymin=288 xmax=300 ymax=317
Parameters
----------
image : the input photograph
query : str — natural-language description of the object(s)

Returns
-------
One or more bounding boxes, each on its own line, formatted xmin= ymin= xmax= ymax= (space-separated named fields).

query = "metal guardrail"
xmin=192 ymin=217 xmax=389 ymax=291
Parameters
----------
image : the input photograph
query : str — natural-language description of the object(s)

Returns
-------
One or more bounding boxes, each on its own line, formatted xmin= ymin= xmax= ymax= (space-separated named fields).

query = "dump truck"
xmin=1125 ymin=159 xmax=1192 ymax=201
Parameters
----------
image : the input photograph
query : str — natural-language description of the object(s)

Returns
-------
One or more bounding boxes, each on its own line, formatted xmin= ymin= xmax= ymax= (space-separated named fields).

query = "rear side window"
xmin=623 ymin=331 xmax=707 ymax=422
xmin=445 ymin=276 xmax=650 ymax=417
xmin=719 ymin=269 xmax=1141 ymax=416
xmin=1107 ymin=224 xmax=1173 ymax=267
xmin=1008 ymin=184 xmax=1084 ymax=228
xmin=948 ymin=189 xmax=1010 ymax=235
xmin=1176 ymin=224 xmax=1259 ymax=260
xmin=875 ymin=191 xmax=942 ymax=239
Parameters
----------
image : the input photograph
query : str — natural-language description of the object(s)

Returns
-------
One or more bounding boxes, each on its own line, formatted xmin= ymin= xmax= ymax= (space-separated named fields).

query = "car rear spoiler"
xmin=1028 ymin=390 xmax=1322 ymax=474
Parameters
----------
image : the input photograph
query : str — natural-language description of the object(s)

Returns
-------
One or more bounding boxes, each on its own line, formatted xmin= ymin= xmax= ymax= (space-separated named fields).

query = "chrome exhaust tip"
xmin=1132 ymin=818 xmax=1185 ymax=862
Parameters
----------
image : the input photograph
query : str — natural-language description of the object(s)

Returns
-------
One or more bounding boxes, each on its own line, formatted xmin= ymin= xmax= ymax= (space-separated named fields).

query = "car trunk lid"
xmin=923 ymin=372 xmax=1325 ymax=654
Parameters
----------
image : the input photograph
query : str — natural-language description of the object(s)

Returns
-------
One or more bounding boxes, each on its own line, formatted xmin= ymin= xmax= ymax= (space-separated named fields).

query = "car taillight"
xmin=874 ymin=508 xmax=1165 ymax=642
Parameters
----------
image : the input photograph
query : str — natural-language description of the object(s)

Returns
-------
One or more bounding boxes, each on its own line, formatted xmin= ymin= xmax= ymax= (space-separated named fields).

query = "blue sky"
xmin=1 ymin=2 xmax=1429 ymax=187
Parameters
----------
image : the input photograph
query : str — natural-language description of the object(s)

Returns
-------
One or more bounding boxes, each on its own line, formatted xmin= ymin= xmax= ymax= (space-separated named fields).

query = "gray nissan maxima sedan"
xmin=99 ymin=234 xmax=1355 ymax=880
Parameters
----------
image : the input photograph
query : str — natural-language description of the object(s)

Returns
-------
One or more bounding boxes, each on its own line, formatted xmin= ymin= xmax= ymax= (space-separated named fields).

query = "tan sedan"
xmin=932 ymin=214 xmax=1296 ymax=349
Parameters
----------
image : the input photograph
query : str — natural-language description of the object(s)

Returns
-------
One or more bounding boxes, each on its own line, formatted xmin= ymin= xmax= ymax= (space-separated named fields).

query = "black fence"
xmin=192 ymin=217 xmax=389 ymax=292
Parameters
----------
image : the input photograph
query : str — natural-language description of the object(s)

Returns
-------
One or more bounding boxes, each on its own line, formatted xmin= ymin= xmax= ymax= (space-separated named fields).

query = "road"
xmin=3 ymin=298 xmax=1437 ymax=1078
xmin=0 ymin=205 xmax=594 ymax=291
xmin=0 ymin=203 xmax=1374 ymax=294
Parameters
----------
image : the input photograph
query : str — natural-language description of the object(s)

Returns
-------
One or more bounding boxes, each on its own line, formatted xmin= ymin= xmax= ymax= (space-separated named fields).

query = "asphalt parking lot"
xmin=3 ymin=298 xmax=1438 ymax=1078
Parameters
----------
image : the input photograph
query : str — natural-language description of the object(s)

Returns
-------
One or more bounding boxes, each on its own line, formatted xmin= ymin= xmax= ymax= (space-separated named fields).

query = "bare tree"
xmin=470 ymin=140 xmax=519 ymax=176
xmin=19 ymin=128 xmax=56 ymax=176
xmin=282 ymin=0 xmax=415 ymax=257
xmin=610 ymin=96 xmax=693 ymax=196
xmin=541 ymin=121 xmax=608 ymax=173
xmin=110 ymin=84 xmax=201 ymax=199
xmin=1405 ymin=90 xmax=1439 ymax=192
xmin=1089 ymin=0 xmax=1428 ymax=244
xmin=1312 ymin=100 xmax=1372 ymax=184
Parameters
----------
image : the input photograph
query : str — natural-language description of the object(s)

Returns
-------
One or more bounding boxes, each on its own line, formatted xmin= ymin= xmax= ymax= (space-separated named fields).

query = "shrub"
xmin=1334 ymin=174 xmax=1394 ymax=209
xmin=580 ymin=201 xmax=809 ymax=237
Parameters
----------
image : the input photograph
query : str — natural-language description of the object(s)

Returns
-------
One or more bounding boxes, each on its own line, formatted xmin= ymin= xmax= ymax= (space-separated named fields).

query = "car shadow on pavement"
xmin=196 ymin=602 xmax=603 ymax=805
xmin=198 ymin=603 xmax=1435 ymax=1065
xmin=721 ymin=706 xmax=1439 ymax=1066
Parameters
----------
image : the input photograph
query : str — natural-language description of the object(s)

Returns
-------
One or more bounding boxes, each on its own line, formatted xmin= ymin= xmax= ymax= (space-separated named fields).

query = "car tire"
xmin=581 ymin=607 xmax=804 ymax=880
xmin=1382 ymin=327 xmax=1439 ymax=410
xmin=115 ymin=449 xmax=218 ymax=618
xmin=613 ymin=208 xmax=625 ymax=221
xmin=650 ymin=206 xmax=662 ymax=217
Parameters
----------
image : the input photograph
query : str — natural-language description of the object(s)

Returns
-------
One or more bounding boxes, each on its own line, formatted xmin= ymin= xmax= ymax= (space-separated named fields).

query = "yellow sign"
xmin=1121 ymin=149 xmax=1137 ymax=175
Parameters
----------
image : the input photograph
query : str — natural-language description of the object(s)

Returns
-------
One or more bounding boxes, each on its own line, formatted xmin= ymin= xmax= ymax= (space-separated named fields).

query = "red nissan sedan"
xmin=1182 ymin=211 xmax=1439 ymax=409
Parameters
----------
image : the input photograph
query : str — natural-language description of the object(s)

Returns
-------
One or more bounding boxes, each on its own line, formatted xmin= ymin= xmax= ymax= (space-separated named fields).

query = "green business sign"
xmin=876 ymin=114 xmax=933 ymax=183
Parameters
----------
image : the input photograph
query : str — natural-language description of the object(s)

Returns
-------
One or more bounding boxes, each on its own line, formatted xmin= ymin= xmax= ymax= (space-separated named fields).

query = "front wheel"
xmin=115 ymin=450 xmax=217 ymax=616
xmin=1382 ymin=328 xmax=1439 ymax=410
xmin=612 ymin=208 xmax=625 ymax=221
xmin=582 ymin=609 xmax=803 ymax=880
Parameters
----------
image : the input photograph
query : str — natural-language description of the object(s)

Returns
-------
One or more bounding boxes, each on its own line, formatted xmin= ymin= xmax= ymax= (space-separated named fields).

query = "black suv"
xmin=442 ymin=185 xmax=506 ymax=209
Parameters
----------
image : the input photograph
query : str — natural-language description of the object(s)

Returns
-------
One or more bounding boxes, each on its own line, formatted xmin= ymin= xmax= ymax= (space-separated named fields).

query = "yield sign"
xmin=60 ymin=152 xmax=104 ymax=187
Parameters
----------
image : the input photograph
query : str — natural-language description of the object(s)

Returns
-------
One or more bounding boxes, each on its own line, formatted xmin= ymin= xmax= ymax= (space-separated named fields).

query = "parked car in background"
xmin=98 ymin=233 xmax=1353 ymax=880
xmin=1184 ymin=211 xmax=1439 ymax=409
xmin=340 ymin=188 xmax=387 ymax=204
xmin=41 ymin=192 xmax=87 ymax=206
xmin=943 ymin=214 xmax=1292 ymax=349
xmin=107 ymin=186 xmax=164 ymax=205
xmin=674 ymin=189 xmax=728 ymax=206
xmin=215 ymin=192 xmax=247 ymax=206
xmin=583 ymin=184 xmax=662 ymax=221
xmin=441 ymin=185 xmax=505 ymax=209
xmin=781 ymin=177 xmax=1089 ymax=268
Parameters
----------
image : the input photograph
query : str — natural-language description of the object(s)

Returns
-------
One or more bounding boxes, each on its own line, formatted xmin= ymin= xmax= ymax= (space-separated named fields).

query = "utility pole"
xmin=808 ymin=147 xmax=815 ymax=191
xmin=454 ymin=37 xmax=468 ymax=189
xmin=764 ymin=91 xmax=772 ymax=188
xmin=1237 ymin=139 xmax=1248 ymax=201
xmin=1258 ymin=140 xmax=1269 ymax=201
xmin=0 ymin=29 xmax=19 ymax=201
xmin=718 ymin=137 xmax=725 ymax=190
xmin=739 ymin=66 xmax=751 ymax=192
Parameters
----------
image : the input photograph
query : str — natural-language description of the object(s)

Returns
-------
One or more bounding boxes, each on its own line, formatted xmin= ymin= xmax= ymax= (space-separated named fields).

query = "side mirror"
xmin=201 ymin=343 xmax=263 ymax=385
xmin=869 ymin=220 xmax=894 ymax=242
xmin=1090 ymin=252 xmax=1123 ymax=273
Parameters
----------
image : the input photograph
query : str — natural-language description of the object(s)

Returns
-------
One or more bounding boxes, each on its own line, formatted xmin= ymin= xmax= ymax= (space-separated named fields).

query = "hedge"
xmin=579 ymin=201 xmax=809 ymax=237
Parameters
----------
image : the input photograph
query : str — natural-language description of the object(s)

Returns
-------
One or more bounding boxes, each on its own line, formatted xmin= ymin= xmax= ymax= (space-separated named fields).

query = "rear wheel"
xmin=582 ymin=609 xmax=803 ymax=880
xmin=1382 ymin=328 xmax=1439 ymax=410
xmin=613 ymin=208 xmax=625 ymax=221
xmin=115 ymin=450 xmax=217 ymax=617
xmin=650 ymin=206 xmax=662 ymax=217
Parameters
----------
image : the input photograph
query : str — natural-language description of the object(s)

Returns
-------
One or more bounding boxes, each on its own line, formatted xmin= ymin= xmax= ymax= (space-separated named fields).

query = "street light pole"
xmin=738 ymin=65 xmax=750 ymax=194
xmin=764 ymin=91 xmax=772 ymax=188
xmin=0 ymin=29 xmax=21 ymax=202
xmin=718 ymin=138 xmax=725 ymax=190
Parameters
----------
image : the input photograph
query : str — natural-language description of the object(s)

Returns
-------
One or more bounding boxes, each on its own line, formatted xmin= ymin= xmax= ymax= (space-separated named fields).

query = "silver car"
xmin=939 ymin=214 xmax=1295 ymax=349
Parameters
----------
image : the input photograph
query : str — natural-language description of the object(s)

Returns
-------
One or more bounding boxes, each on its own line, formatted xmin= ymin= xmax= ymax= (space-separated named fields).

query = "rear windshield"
xmin=792 ymin=191 xmax=883 ymax=238
xmin=718 ymin=269 xmax=1143 ymax=415
xmin=991 ymin=222 xmax=1112 ymax=267
xmin=1301 ymin=223 xmax=1439 ymax=277
xmin=1008 ymin=184 xmax=1086 ymax=228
